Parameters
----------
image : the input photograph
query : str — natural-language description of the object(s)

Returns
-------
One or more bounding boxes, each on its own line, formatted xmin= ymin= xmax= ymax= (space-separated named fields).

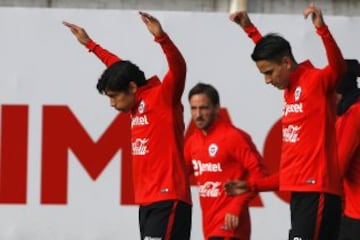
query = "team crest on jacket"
xmin=138 ymin=100 xmax=146 ymax=114
xmin=294 ymin=86 xmax=302 ymax=101
xmin=208 ymin=143 xmax=218 ymax=157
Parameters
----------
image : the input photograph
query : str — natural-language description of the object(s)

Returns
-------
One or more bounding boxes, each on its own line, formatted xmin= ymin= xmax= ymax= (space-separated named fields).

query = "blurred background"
xmin=0 ymin=1 xmax=359 ymax=240
xmin=1 ymin=0 xmax=360 ymax=16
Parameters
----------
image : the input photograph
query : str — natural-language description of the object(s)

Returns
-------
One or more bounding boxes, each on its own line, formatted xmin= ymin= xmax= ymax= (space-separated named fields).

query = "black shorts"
xmin=139 ymin=200 xmax=192 ymax=240
xmin=288 ymin=192 xmax=341 ymax=240
xmin=338 ymin=215 xmax=360 ymax=240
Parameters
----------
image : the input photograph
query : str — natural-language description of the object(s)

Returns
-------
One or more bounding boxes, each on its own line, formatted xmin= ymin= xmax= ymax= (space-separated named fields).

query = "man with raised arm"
xmin=226 ymin=3 xmax=346 ymax=240
xmin=63 ymin=12 xmax=192 ymax=240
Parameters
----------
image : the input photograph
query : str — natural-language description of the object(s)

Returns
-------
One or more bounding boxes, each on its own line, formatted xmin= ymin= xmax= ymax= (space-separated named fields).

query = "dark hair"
xmin=336 ymin=59 xmax=360 ymax=95
xmin=188 ymin=82 xmax=220 ymax=106
xmin=96 ymin=60 xmax=146 ymax=94
xmin=251 ymin=33 xmax=295 ymax=63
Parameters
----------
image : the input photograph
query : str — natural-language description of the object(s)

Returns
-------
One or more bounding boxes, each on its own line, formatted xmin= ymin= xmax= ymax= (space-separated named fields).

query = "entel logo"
xmin=192 ymin=160 xmax=222 ymax=177
xmin=131 ymin=115 xmax=149 ymax=128
xmin=0 ymin=106 xmax=289 ymax=206
xmin=283 ymin=103 xmax=303 ymax=116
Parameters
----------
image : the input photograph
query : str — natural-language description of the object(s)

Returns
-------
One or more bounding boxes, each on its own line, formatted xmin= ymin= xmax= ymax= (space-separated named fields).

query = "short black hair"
xmin=251 ymin=33 xmax=295 ymax=63
xmin=188 ymin=82 xmax=220 ymax=106
xmin=336 ymin=59 xmax=360 ymax=95
xmin=96 ymin=60 xmax=146 ymax=94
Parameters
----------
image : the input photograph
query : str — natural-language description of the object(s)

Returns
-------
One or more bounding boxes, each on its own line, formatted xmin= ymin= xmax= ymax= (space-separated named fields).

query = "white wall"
xmin=0 ymin=7 xmax=359 ymax=240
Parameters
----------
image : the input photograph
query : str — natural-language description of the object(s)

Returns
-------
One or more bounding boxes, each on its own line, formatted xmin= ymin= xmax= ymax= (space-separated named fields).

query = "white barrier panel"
xmin=0 ymin=7 xmax=359 ymax=240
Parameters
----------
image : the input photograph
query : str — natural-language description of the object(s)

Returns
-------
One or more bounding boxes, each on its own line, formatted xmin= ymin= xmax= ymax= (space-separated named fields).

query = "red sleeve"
xmin=244 ymin=24 xmax=263 ymax=44
xmin=184 ymin=137 xmax=194 ymax=176
xmin=248 ymin=172 xmax=280 ymax=192
xmin=316 ymin=25 xmax=346 ymax=90
xmin=227 ymin=133 xmax=265 ymax=215
xmin=336 ymin=106 xmax=360 ymax=176
xmin=155 ymin=33 xmax=186 ymax=105
xmin=243 ymin=142 xmax=265 ymax=184
xmin=86 ymin=39 xmax=121 ymax=67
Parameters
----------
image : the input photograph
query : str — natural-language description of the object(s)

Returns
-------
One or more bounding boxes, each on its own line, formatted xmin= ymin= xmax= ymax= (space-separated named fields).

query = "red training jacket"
xmin=244 ymin=24 xmax=346 ymax=195
xmin=336 ymin=98 xmax=360 ymax=219
xmin=86 ymin=33 xmax=192 ymax=205
xmin=185 ymin=117 xmax=264 ymax=239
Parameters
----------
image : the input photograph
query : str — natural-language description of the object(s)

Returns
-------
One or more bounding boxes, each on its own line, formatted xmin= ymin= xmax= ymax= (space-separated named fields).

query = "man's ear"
xmin=215 ymin=104 xmax=220 ymax=115
xmin=129 ymin=81 xmax=138 ymax=94
xmin=283 ymin=56 xmax=292 ymax=70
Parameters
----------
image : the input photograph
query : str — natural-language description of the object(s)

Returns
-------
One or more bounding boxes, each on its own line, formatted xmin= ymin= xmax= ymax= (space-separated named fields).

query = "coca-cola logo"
xmin=132 ymin=138 xmax=149 ymax=156
xmin=199 ymin=181 xmax=221 ymax=197
xmin=282 ymin=125 xmax=301 ymax=143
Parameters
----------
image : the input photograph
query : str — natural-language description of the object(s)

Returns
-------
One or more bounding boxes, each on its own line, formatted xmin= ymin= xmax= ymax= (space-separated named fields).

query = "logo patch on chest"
xmin=138 ymin=100 xmax=146 ymax=114
xmin=208 ymin=143 xmax=218 ymax=157
xmin=294 ymin=86 xmax=302 ymax=101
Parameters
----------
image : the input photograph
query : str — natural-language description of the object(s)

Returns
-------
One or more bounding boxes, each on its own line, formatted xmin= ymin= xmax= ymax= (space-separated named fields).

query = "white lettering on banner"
xmin=132 ymin=138 xmax=149 ymax=155
xmin=131 ymin=115 xmax=149 ymax=128
xmin=199 ymin=181 xmax=221 ymax=197
xmin=283 ymin=125 xmax=301 ymax=143
xmin=192 ymin=160 xmax=223 ymax=176
xmin=283 ymin=103 xmax=303 ymax=116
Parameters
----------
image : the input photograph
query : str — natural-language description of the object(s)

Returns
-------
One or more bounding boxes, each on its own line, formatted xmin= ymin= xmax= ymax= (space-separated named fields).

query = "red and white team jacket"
xmin=244 ymin=24 xmax=346 ymax=196
xmin=185 ymin=117 xmax=264 ymax=239
xmin=86 ymin=33 xmax=192 ymax=205
xmin=336 ymin=99 xmax=360 ymax=219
